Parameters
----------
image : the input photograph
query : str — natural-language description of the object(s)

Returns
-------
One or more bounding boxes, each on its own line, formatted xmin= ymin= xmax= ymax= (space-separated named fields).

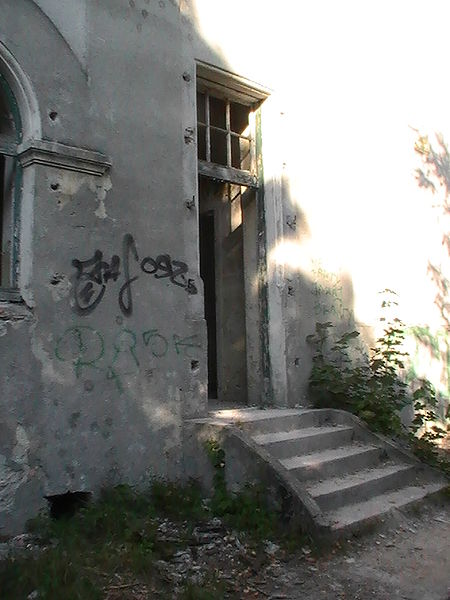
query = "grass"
xmin=0 ymin=479 xmax=303 ymax=600
xmin=1 ymin=484 xmax=161 ymax=600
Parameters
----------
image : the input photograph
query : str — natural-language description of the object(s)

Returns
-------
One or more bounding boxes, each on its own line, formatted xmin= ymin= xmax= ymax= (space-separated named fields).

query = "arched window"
xmin=0 ymin=74 xmax=21 ymax=293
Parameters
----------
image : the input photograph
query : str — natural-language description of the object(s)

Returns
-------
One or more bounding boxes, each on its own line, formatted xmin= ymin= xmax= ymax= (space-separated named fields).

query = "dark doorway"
xmin=199 ymin=178 xmax=257 ymax=404
xmin=199 ymin=210 xmax=218 ymax=398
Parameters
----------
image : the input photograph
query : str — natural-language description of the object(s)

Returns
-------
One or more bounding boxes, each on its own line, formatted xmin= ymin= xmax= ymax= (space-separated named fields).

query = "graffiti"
xmin=72 ymin=252 xmax=120 ymax=315
xmin=54 ymin=324 xmax=201 ymax=393
xmin=142 ymin=329 xmax=169 ymax=357
xmin=54 ymin=326 xmax=104 ymax=378
xmin=311 ymin=264 xmax=353 ymax=323
xmin=72 ymin=233 xmax=197 ymax=317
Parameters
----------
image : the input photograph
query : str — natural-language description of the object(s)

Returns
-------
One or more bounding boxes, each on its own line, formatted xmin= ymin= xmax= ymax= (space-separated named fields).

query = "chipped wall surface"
xmin=0 ymin=1 xmax=449 ymax=533
xmin=1 ymin=0 xmax=207 ymax=534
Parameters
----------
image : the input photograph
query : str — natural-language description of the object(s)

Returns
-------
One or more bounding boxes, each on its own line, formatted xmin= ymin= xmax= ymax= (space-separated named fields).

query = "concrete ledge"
xmin=0 ymin=301 xmax=34 ymax=322
xmin=18 ymin=139 xmax=111 ymax=176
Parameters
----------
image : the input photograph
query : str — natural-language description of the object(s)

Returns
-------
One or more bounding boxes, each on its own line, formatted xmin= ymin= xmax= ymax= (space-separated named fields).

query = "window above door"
xmin=196 ymin=62 xmax=270 ymax=188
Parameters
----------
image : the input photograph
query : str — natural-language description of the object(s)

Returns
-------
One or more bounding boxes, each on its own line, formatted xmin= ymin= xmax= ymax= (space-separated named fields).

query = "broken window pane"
xmin=230 ymin=101 xmax=250 ymax=135
xmin=231 ymin=136 xmax=251 ymax=170
xmin=209 ymin=96 xmax=226 ymax=130
xmin=197 ymin=123 xmax=206 ymax=161
xmin=197 ymin=92 xmax=206 ymax=124
xmin=210 ymin=128 xmax=227 ymax=166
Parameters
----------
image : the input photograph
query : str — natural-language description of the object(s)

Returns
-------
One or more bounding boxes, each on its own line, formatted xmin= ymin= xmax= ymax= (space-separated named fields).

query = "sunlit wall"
xmin=191 ymin=0 xmax=449 ymax=402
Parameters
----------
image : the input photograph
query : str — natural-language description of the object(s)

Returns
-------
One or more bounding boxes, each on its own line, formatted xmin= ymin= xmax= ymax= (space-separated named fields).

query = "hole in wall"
xmin=49 ymin=111 xmax=58 ymax=121
xmin=45 ymin=491 xmax=92 ymax=519
xmin=191 ymin=360 xmax=199 ymax=371
xmin=50 ymin=273 xmax=64 ymax=285
xmin=50 ymin=182 xmax=60 ymax=191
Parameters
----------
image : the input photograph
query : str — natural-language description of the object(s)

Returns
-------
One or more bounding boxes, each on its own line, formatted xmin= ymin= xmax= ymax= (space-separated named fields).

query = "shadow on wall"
xmin=413 ymin=133 xmax=450 ymax=407
xmin=415 ymin=133 xmax=450 ymax=330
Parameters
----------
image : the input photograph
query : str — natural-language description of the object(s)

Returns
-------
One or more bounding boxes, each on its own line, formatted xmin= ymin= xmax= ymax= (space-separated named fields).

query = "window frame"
xmin=196 ymin=63 xmax=270 ymax=189
xmin=0 ymin=72 xmax=23 ymax=301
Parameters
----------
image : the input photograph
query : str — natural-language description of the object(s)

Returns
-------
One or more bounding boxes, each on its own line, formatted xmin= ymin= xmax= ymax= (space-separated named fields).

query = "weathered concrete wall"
xmin=0 ymin=0 xmax=448 ymax=534
xmin=1 ymin=0 xmax=208 ymax=534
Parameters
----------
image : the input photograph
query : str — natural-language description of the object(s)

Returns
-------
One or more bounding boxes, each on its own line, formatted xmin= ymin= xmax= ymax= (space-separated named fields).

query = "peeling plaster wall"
xmin=1 ymin=0 xmax=449 ymax=534
xmin=0 ymin=0 xmax=207 ymax=535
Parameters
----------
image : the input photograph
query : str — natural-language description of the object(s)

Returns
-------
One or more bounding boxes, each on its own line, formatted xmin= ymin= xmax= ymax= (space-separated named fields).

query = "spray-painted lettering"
xmin=54 ymin=325 xmax=201 ymax=393
xmin=72 ymin=233 xmax=197 ymax=317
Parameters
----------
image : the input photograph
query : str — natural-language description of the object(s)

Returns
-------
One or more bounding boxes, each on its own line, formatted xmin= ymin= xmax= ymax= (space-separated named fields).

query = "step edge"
xmin=308 ymin=464 xmax=415 ymax=497
xmin=280 ymin=445 xmax=382 ymax=469
xmin=325 ymin=482 xmax=447 ymax=530
xmin=253 ymin=425 xmax=354 ymax=444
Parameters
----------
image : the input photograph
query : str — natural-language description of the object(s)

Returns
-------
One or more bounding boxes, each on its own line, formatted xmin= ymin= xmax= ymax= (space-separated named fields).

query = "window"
xmin=197 ymin=91 xmax=253 ymax=172
xmin=0 ymin=74 xmax=21 ymax=296
xmin=196 ymin=62 xmax=270 ymax=189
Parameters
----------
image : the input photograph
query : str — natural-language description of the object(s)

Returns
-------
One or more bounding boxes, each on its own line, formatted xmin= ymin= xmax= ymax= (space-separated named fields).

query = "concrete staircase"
xmin=206 ymin=407 xmax=448 ymax=538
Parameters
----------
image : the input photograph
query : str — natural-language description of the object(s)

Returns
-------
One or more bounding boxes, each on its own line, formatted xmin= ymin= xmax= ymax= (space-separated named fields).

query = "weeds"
xmin=307 ymin=291 xmax=449 ymax=473
xmin=204 ymin=439 xmax=311 ymax=551
xmin=1 ymin=485 xmax=162 ymax=600
xmin=0 ymin=471 xmax=305 ymax=600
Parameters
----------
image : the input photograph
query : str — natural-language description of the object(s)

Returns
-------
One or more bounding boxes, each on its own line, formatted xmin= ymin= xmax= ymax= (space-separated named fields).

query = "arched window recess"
xmin=0 ymin=73 xmax=22 ymax=299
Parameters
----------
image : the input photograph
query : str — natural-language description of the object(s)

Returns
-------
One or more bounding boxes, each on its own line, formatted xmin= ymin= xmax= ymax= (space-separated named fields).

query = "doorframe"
xmin=192 ymin=61 xmax=287 ymax=407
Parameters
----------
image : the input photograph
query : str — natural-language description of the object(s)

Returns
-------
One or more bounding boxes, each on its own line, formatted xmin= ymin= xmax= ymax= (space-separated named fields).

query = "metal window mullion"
xmin=225 ymin=99 xmax=231 ymax=167
xmin=205 ymin=91 xmax=211 ymax=163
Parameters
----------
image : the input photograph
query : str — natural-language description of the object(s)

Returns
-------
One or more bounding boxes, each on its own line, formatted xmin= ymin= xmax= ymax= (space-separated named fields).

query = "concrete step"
xmin=326 ymin=482 xmax=447 ymax=533
xmin=308 ymin=463 xmax=416 ymax=511
xmin=197 ymin=406 xmax=448 ymax=540
xmin=280 ymin=443 xmax=386 ymax=481
xmin=252 ymin=425 xmax=354 ymax=459
xmin=241 ymin=410 xmax=330 ymax=435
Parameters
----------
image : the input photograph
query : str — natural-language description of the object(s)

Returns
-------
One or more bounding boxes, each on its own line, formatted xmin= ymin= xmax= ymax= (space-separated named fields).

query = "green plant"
xmin=308 ymin=292 xmax=409 ymax=435
xmin=1 ymin=485 xmax=161 ymax=600
xmin=150 ymin=478 xmax=206 ymax=522
xmin=409 ymin=379 xmax=449 ymax=473
xmin=307 ymin=292 xmax=449 ymax=472
xmin=204 ymin=439 xmax=308 ymax=546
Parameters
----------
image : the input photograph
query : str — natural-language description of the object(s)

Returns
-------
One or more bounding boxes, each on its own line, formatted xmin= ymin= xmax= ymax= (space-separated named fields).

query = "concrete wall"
xmin=1 ymin=0 xmax=208 ymax=534
xmin=0 ymin=0 xmax=448 ymax=533
xmin=186 ymin=0 xmax=449 ymax=408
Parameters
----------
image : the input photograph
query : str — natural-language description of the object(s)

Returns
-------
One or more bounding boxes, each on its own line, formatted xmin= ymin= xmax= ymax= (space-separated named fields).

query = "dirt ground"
xmin=251 ymin=500 xmax=450 ymax=600
xmin=1 ymin=498 xmax=448 ymax=599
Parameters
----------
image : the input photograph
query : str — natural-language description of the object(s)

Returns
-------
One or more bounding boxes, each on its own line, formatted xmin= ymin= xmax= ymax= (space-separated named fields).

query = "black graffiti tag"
xmin=71 ymin=233 xmax=197 ymax=317
xmin=72 ymin=251 xmax=120 ymax=315
xmin=118 ymin=233 xmax=140 ymax=317
xmin=141 ymin=254 xmax=188 ymax=287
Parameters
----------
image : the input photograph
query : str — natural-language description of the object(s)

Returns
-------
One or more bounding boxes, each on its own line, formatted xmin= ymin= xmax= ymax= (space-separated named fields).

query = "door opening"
xmin=199 ymin=178 xmax=260 ymax=404
xmin=195 ymin=66 xmax=268 ymax=404
xmin=199 ymin=210 xmax=218 ymax=399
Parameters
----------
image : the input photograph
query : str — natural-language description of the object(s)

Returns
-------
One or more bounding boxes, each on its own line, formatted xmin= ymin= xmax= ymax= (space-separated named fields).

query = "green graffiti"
xmin=173 ymin=334 xmax=201 ymax=357
xmin=106 ymin=366 xmax=123 ymax=394
xmin=142 ymin=329 xmax=169 ymax=357
xmin=112 ymin=328 xmax=140 ymax=368
xmin=55 ymin=326 xmax=104 ymax=378
xmin=55 ymin=324 xmax=202 ymax=394
xmin=311 ymin=265 xmax=353 ymax=323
